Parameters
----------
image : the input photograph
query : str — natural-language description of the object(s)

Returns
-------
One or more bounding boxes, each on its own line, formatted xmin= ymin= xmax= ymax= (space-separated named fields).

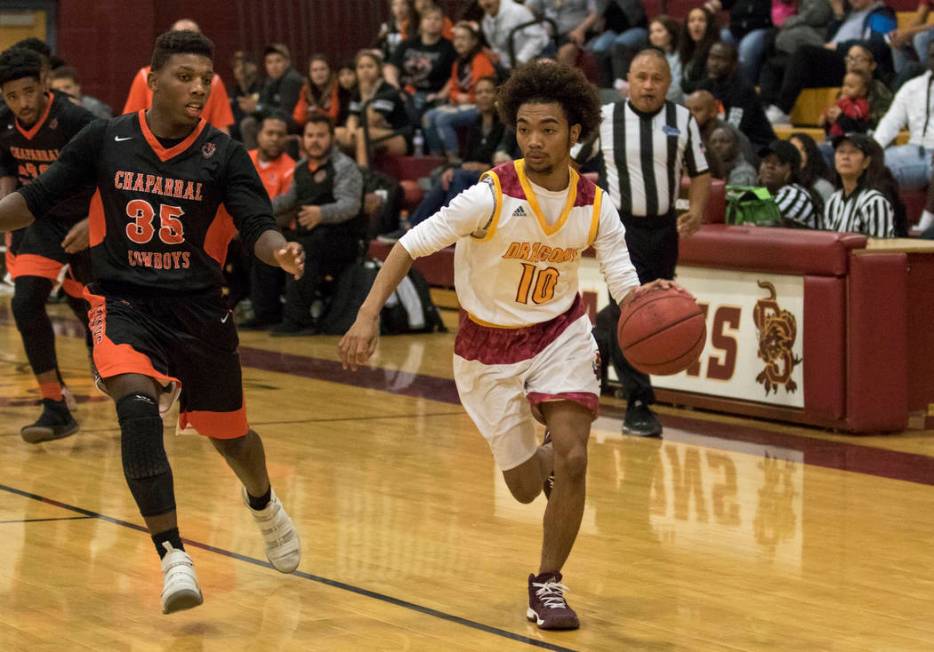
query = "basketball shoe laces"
xmin=532 ymin=578 xmax=571 ymax=610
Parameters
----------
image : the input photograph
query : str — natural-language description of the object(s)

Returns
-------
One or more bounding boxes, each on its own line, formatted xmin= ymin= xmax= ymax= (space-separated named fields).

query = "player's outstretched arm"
xmin=338 ymin=242 xmax=414 ymax=371
xmin=0 ymin=191 xmax=37 ymax=232
xmin=254 ymin=230 xmax=305 ymax=279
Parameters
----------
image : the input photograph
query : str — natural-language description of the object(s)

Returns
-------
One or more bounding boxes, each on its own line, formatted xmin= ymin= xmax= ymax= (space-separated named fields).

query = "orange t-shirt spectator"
xmin=247 ymin=114 xmax=295 ymax=200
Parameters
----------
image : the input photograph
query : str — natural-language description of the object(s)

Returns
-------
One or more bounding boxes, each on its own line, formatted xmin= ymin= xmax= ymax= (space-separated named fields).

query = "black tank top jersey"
xmin=0 ymin=91 xmax=96 ymax=223
xmin=18 ymin=111 xmax=278 ymax=294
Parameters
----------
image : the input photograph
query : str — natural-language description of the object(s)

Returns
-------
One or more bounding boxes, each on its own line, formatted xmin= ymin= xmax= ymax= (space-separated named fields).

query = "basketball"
xmin=617 ymin=287 xmax=707 ymax=375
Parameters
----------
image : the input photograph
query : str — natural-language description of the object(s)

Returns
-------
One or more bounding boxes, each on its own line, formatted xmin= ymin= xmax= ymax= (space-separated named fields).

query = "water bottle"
xmin=413 ymin=129 xmax=424 ymax=157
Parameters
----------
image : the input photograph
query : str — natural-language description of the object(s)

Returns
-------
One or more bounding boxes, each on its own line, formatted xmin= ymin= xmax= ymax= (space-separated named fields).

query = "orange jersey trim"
xmin=16 ymin=93 xmax=55 ymax=141
xmin=85 ymin=290 xmax=180 ymax=388
xmin=588 ymin=187 xmax=603 ymax=247
xmin=88 ymin=189 xmax=105 ymax=247
xmin=204 ymin=203 xmax=238 ymax=266
xmin=9 ymin=253 xmax=64 ymax=280
xmin=138 ymin=110 xmax=208 ymax=162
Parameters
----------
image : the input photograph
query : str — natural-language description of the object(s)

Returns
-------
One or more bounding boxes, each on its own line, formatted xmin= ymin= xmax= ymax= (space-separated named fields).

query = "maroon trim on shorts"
xmin=528 ymin=391 xmax=600 ymax=419
xmin=453 ymin=294 xmax=586 ymax=365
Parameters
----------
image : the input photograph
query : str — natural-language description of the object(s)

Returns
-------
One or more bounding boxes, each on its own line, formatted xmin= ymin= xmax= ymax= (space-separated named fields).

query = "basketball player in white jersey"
xmin=339 ymin=61 xmax=672 ymax=630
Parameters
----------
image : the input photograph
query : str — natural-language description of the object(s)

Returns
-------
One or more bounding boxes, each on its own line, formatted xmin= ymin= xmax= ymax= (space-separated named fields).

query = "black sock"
xmin=153 ymin=527 xmax=184 ymax=558
xmin=247 ymin=484 xmax=272 ymax=510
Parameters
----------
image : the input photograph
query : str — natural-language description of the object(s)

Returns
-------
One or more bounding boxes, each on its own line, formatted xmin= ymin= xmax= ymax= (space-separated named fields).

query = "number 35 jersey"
xmin=18 ymin=111 xmax=278 ymax=293
xmin=399 ymin=159 xmax=640 ymax=328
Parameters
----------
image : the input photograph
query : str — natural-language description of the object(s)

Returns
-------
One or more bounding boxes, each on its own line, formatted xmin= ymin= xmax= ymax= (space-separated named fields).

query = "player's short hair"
xmin=0 ymin=47 xmax=44 ymax=88
xmin=150 ymin=30 xmax=215 ymax=71
xmin=11 ymin=37 xmax=51 ymax=60
xmin=305 ymin=113 xmax=335 ymax=135
xmin=496 ymin=60 xmax=600 ymax=141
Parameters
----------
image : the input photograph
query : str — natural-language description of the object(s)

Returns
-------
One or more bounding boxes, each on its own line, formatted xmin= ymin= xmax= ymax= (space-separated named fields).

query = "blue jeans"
xmin=916 ymin=30 xmax=934 ymax=64
xmin=720 ymin=27 xmax=771 ymax=86
xmin=422 ymin=105 xmax=479 ymax=157
xmin=883 ymin=144 xmax=934 ymax=191
xmin=587 ymin=27 xmax=648 ymax=56
xmin=410 ymin=168 xmax=483 ymax=227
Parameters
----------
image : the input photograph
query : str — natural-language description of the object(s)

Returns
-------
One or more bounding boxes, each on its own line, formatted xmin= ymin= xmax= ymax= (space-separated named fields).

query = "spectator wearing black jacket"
xmin=239 ymin=43 xmax=306 ymax=148
xmin=678 ymin=7 xmax=719 ymax=95
xmin=699 ymin=42 xmax=776 ymax=148
xmin=704 ymin=0 xmax=772 ymax=85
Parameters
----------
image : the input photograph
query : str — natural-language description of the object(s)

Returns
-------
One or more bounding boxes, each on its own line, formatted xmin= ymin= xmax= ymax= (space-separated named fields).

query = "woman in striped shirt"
xmin=824 ymin=133 xmax=896 ymax=238
xmin=758 ymin=140 xmax=821 ymax=229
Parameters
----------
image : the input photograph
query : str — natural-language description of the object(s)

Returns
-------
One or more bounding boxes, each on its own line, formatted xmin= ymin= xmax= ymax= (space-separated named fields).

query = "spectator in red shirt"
xmin=820 ymin=70 xmax=872 ymax=138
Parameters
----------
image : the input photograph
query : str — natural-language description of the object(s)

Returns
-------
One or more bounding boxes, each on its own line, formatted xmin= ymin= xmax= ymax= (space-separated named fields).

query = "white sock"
xmin=920 ymin=210 xmax=934 ymax=232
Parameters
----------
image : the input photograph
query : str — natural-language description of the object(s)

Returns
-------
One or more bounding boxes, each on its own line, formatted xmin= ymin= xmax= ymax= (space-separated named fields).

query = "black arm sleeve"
xmin=221 ymin=141 xmax=280 ymax=253
xmin=17 ymin=119 xmax=105 ymax=218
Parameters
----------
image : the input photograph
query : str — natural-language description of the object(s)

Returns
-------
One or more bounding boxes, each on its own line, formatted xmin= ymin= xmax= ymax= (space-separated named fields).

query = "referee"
xmin=596 ymin=48 xmax=710 ymax=437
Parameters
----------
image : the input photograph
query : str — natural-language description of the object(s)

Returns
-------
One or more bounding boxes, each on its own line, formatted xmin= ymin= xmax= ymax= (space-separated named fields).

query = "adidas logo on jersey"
xmin=512 ymin=206 xmax=528 ymax=217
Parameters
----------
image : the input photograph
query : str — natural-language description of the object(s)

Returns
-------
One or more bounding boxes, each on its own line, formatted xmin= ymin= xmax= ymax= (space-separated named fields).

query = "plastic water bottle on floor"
xmin=413 ymin=130 xmax=424 ymax=157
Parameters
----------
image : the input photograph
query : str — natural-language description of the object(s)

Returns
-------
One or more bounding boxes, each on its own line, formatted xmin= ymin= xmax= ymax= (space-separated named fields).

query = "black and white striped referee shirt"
xmin=598 ymin=100 xmax=708 ymax=217
xmin=824 ymin=187 xmax=895 ymax=238
xmin=775 ymin=183 xmax=820 ymax=229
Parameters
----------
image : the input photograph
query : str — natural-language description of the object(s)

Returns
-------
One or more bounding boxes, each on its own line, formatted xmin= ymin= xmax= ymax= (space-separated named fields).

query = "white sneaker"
xmin=160 ymin=542 xmax=203 ymax=614
xmin=765 ymin=105 xmax=791 ymax=124
xmin=242 ymin=488 xmax=301 ymax=573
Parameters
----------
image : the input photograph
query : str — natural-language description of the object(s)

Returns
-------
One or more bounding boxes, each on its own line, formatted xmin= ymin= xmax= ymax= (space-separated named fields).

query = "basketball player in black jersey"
xmin=0 ymin=31 xmax=306 ymax=614
xmin=0 ymin=47 xmax=96 ymax=442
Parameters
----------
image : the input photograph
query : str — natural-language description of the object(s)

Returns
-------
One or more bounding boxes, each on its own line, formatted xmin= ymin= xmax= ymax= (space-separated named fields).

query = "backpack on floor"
xmin=318 ymin=258 xmax=446 ymax=335
xmin=725 ymin=186 xmax=783 ymax=227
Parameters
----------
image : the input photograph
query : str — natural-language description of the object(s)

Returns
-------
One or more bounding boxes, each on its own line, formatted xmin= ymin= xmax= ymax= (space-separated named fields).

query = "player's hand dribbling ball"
xmin=618 ymin=283 xmax=706 ymax=375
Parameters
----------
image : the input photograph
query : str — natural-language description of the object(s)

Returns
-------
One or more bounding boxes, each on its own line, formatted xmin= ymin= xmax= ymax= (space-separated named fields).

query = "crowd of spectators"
xmin=12 ymin=0 xmax=934 ymax=333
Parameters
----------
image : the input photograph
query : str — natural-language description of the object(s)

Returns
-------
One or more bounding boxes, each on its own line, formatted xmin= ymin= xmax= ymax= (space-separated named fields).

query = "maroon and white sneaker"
xmin=542 ymin=430 xmax=555 ymax=500
xmin=527 ymin=571 xmax=579 ymax=630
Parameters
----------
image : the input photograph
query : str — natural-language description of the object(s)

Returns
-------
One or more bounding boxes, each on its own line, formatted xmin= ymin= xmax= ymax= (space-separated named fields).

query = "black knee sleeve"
xmin=116 ymin=394 xmax=176 ymax=517
xmin=12 ymin=276 xmax=57 ymax=375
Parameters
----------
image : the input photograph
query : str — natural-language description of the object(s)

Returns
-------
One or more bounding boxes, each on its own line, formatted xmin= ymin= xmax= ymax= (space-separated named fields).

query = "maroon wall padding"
xmin=900 ymin=187 xmax=926 ymax=225
xmin=680 ymin=226 xmax=866 ymax=276
xmin=803 ymin=276 xmax=846 ymax=421
xmin=58 ymin=0 xmax=469 ymax=112
xmin=680 ymin=177 xmax=726 ymax=224
xmin=905 ymin=252 xmax=934 ymax=411
xmin=374 ymin=155 xmax=447 ymax=181
xmin=846 ymin=253 xmax=909 ymax=432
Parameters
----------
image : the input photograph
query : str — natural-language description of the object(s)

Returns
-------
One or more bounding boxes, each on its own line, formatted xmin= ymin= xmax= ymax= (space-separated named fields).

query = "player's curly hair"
xmin=496 ymin=61 xmax=601 ymax=141
xmin=151 ymin=30 xmax=215 ymax=71
xmin=0 ymin=47 xmax=43 ymax=88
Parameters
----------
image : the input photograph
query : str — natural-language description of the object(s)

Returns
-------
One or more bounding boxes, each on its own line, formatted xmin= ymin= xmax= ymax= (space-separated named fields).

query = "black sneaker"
xmin=542 ymin=430 xmax=555 ymax=500
xmin=527 ymin=571 xmax=579 ymax=630
xmin=21 ymin=399 xmax=79 ymax=444
xmin=623 ymin=400 xmax=662 ymax=437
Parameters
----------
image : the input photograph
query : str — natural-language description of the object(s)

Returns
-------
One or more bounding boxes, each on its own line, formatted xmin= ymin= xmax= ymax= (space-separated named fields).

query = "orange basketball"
xmin=617 ymin=287 xmax=706 ymax=375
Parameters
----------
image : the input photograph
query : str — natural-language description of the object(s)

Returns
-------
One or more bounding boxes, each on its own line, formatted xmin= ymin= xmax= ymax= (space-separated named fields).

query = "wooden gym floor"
xmin=1 ymin=296 xmax=933 ymax=651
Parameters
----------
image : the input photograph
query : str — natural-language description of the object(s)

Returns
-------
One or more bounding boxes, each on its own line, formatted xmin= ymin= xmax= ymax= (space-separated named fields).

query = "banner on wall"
xmin=578 ymin=264 xmax=805 ymax=408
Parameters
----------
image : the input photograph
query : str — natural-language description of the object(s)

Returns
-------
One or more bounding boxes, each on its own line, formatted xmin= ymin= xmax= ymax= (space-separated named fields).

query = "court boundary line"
xmin=0 ymin=482 xmax=576 ymax=652
xmin=0 ymin=515 xmax=96 ymax=524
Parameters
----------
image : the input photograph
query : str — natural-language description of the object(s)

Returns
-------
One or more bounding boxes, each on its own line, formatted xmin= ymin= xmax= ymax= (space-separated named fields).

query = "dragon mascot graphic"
xmin=754 ymin=281 xmax=802 ymax=395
